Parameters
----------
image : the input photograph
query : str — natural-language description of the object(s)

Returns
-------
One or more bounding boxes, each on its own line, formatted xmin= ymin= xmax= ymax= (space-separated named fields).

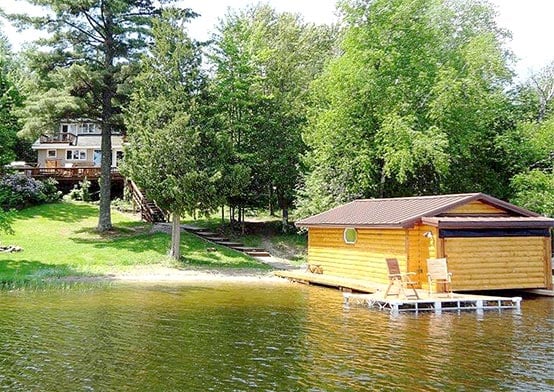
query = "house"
xmin=32 ymin=119 xmax=124 ymax=169
xmin=295 ymin=193 xmax=554 ymax=291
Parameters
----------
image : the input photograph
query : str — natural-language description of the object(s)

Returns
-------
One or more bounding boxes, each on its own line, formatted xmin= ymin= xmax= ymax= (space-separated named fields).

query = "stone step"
xmin=217 ymin=241 xmax=243 ymax=247
xmin=245 ymin=251 xmax=271 ymax=257
xmin=233 ymin=246 xmax=267 ymax=252
xmin=205 ymin=237 xmax=228 ymax=242
xmin=186 ymin=226 xmax=209 ymax=232
xmin=195 ymin=231 xmax=219 ymax=237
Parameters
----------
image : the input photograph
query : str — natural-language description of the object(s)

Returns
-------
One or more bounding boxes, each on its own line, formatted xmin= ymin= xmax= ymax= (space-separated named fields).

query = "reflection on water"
xmin=0 ymin=283 xmax=552 ymax=391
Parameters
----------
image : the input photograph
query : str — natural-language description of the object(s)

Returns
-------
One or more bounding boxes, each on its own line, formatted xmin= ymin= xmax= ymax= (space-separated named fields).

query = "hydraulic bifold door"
xmin=440 ymin=228 xmax=551 ymax=291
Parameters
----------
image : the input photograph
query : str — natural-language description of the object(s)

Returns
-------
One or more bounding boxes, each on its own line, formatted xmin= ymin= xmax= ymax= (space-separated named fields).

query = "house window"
xmin=61 ymin=124 xmax=77 ymax=133
xmin=344 ymin=228 xmax=357 ymax=244
xmin=113 ymin=150 xmax=124 ymax=167
xmin=79 ymin=123 xmax=97 ymax=134
xmin=66 ymin=150 xmax=87 ymax=160
xmin=47 ymin=150 xmax=57 ymax=158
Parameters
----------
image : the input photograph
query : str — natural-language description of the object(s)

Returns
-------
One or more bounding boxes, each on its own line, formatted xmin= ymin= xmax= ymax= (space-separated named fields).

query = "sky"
xmin=1 ymin=0 xmax=553 ymax=80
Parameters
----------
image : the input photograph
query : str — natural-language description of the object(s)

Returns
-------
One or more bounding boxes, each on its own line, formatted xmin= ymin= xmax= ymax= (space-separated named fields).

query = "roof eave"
xmin=295 ymin=222 xmax=407 ymax=229
xmin=422 ymin=217 xmax=554 ymax=229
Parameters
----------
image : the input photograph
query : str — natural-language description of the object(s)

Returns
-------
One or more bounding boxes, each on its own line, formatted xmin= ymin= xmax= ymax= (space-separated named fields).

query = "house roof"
xmin=295 ymin=193 xmax=544 ymax=228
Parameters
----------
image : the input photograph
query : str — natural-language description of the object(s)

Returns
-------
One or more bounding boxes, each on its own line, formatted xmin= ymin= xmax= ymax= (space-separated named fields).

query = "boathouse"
xmin=295 ymin=193 xmax=554 ymax=291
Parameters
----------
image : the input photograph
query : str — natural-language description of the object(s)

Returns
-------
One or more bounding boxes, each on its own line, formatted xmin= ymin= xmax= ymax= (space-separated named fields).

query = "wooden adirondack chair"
xmin=384 ymin=258 xmax=419 ymax=299
xmin=427 ymin=258 xmax=453 ymax=297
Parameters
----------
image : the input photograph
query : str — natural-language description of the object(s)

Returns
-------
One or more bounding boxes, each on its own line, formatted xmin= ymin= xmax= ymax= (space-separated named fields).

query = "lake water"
xmin=0 ymin=282 xmax=552 ymax=391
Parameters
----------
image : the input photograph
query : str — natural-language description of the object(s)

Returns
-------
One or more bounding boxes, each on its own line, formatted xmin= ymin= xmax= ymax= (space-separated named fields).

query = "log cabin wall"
xmin=407 ymin=224 xmax=439 ymax=288
xmin=307 ymin=227 xmax=407 ymax=284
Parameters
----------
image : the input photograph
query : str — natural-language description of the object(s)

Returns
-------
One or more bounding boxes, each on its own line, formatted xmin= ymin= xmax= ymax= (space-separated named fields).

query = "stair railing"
xmin=127 ymin=180 xmax=166 ymax=223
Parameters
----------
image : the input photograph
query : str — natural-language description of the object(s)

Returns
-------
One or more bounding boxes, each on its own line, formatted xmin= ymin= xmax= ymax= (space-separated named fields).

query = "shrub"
xmin=0 ymin=174 xmax=62 ymax=210
xmin=66 ymin=177 xmax=92 ymax=202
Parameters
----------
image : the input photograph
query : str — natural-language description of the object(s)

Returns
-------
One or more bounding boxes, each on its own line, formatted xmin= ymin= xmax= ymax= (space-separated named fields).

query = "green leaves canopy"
xmin=122 ymin=10 xmax=222 ymax=217
xmin=299 ymin=0 xmax=512 ymax=215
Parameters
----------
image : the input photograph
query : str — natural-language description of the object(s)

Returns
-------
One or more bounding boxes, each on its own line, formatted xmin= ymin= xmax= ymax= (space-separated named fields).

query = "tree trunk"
xmin=97 ymin=8 xmax=115 ymax=232
xmin=169 ymin=212 xmax=181 ymax=260
xmin=282 ymin=206 xmax=289 ymax=234
xmin=240 ymin=205 xmax=245 ymax=235
xmin=269 ymin=185 xmax=275 ymax=216
xmin=221 ymin=205 xmax=225 ymax=224
xmin=97 ymin=121 xmax=113 ymax=231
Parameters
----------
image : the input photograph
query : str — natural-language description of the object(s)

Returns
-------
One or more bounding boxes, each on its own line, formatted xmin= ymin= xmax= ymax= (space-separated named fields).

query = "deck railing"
xmin=24 ymin=167 xmax=122 ymax=180
xmin=39 ymin=133 xmax=77 ymax=144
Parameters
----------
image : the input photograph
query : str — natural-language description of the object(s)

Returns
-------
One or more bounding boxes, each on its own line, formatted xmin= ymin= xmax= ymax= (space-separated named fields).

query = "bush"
xmin=0 ymin=174 xmax=62 ymax=210
xmin=66 ymin=177 xmax=92 ymax=202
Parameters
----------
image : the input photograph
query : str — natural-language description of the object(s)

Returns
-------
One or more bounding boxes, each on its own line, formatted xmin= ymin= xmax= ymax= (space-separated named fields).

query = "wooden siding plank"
xmin=445 ymin=200 xmax=506 ymax=215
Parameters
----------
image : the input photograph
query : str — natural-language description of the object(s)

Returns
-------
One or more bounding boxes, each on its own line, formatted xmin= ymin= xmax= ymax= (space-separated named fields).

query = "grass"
xmin=0 ymin=201 xmax=269 ymax=285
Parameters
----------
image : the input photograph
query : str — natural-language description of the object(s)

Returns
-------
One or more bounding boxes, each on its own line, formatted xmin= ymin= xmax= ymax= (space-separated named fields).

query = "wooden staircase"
xmin=127 ymin=180 xmax=166 ymax=223
xmin=182 ymin=226 xmax=271 ymax=258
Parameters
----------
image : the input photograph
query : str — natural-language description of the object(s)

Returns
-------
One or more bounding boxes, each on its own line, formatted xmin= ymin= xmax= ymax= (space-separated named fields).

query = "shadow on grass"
xmin=0 ymin=259 xmax=81 ymax=286
xmin=69 ymin=232 xmax=169 ymax=255
xmin=73 ymin=221 xmax=152 ymax=239
xmin=14 ymin=202 xmax=98 ymax=223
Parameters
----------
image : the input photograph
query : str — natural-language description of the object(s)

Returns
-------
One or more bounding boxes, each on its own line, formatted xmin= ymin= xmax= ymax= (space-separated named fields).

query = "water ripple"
xmin=0 ymin=285 xmax=552 ymax=391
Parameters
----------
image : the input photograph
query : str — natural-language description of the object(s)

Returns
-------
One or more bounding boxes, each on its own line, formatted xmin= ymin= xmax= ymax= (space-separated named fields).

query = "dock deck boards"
xmin=274 ymin=270 xmax=385 ymax=293
xmin=275 ymin=269 xmax=523 ymax=313
xmin=344 ymin=292 xmax=522 ymax=313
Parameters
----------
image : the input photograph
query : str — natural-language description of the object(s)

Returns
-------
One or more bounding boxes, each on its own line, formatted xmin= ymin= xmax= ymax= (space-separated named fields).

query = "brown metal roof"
xmin=295 ymin=193 xmax=543 ymax=228
xmin=422 ymin=216 xmax=554 ymax=229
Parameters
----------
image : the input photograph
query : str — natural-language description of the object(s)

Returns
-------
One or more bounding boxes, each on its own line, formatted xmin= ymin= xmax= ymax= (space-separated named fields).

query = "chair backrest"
xmin=386 ymin=258 xmax=401 ymax=276
xmin=427 ymin=258 xmax=449 ymax=279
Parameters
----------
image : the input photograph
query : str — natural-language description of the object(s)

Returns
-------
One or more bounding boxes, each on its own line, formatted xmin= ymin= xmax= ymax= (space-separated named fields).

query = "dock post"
xmin=343 ymin=293 xmax=351 ymax=307
xmin=434 ymin=301 xmax=442 ymax=313
xmin=476 ymin=300 xmax=483 ymax=310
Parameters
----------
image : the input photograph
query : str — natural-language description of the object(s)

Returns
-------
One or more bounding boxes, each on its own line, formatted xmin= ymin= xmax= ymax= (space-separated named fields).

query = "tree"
xmin=0 ymin=209 xmax=14 ymax=237
xmin=298 ymin=0 xmax=512 ymax=215
xmin=4 ymin=0 xmax=188 ymax=232
xmin=529 ymin=61 xmax=554 ymax=122
xmin=0 ymin=34 xmax=23 ymax=167
xmin=211 ymin=5 xmax=336 ymax=231
xmin=122 ymin=11 xmax=223 ymax=260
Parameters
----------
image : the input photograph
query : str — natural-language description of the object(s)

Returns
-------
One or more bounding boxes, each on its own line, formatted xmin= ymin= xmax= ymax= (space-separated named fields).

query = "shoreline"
xmin=58 ymin=265 xmax=292 ymax=285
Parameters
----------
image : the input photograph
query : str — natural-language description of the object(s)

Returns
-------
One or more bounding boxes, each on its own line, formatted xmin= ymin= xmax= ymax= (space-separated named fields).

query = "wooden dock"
xmin=274 ymin=270 xmax=385 ymax=293
xmin=344 ymin=292 xmax=522 ymax=313
xmin=275 ymin=269 xmax=523 ymax=313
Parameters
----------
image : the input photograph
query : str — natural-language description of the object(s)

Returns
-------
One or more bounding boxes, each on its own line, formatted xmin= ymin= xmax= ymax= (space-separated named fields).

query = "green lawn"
xmin=0 ymin=202 xmax=269 ymax=284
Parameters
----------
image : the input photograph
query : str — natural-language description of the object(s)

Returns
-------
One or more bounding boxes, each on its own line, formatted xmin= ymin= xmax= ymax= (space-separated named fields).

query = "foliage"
xmin=510 ymin=170 xmax=554 ymax=217
xmin=66 ymin=177 xmax=92 ymax=202
xmin=0 ymin=208 xmax=14 ymax=235
xmin=3 ymin=0 xmax=195 ymax=232
xmin=0 ymin=174 xmax=61 ymax=210
xmin=0 ymin=34 xmax=24 ymax=166
xmin=210 ymin=5 xmax=337 ymax=228
xmin=499 ymin=107 xmax=554 ymax=215
xmin=298 ymin=0 xmax=513 ymax=215
xmin=122 ymin=10 xmax=224 ymax=259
